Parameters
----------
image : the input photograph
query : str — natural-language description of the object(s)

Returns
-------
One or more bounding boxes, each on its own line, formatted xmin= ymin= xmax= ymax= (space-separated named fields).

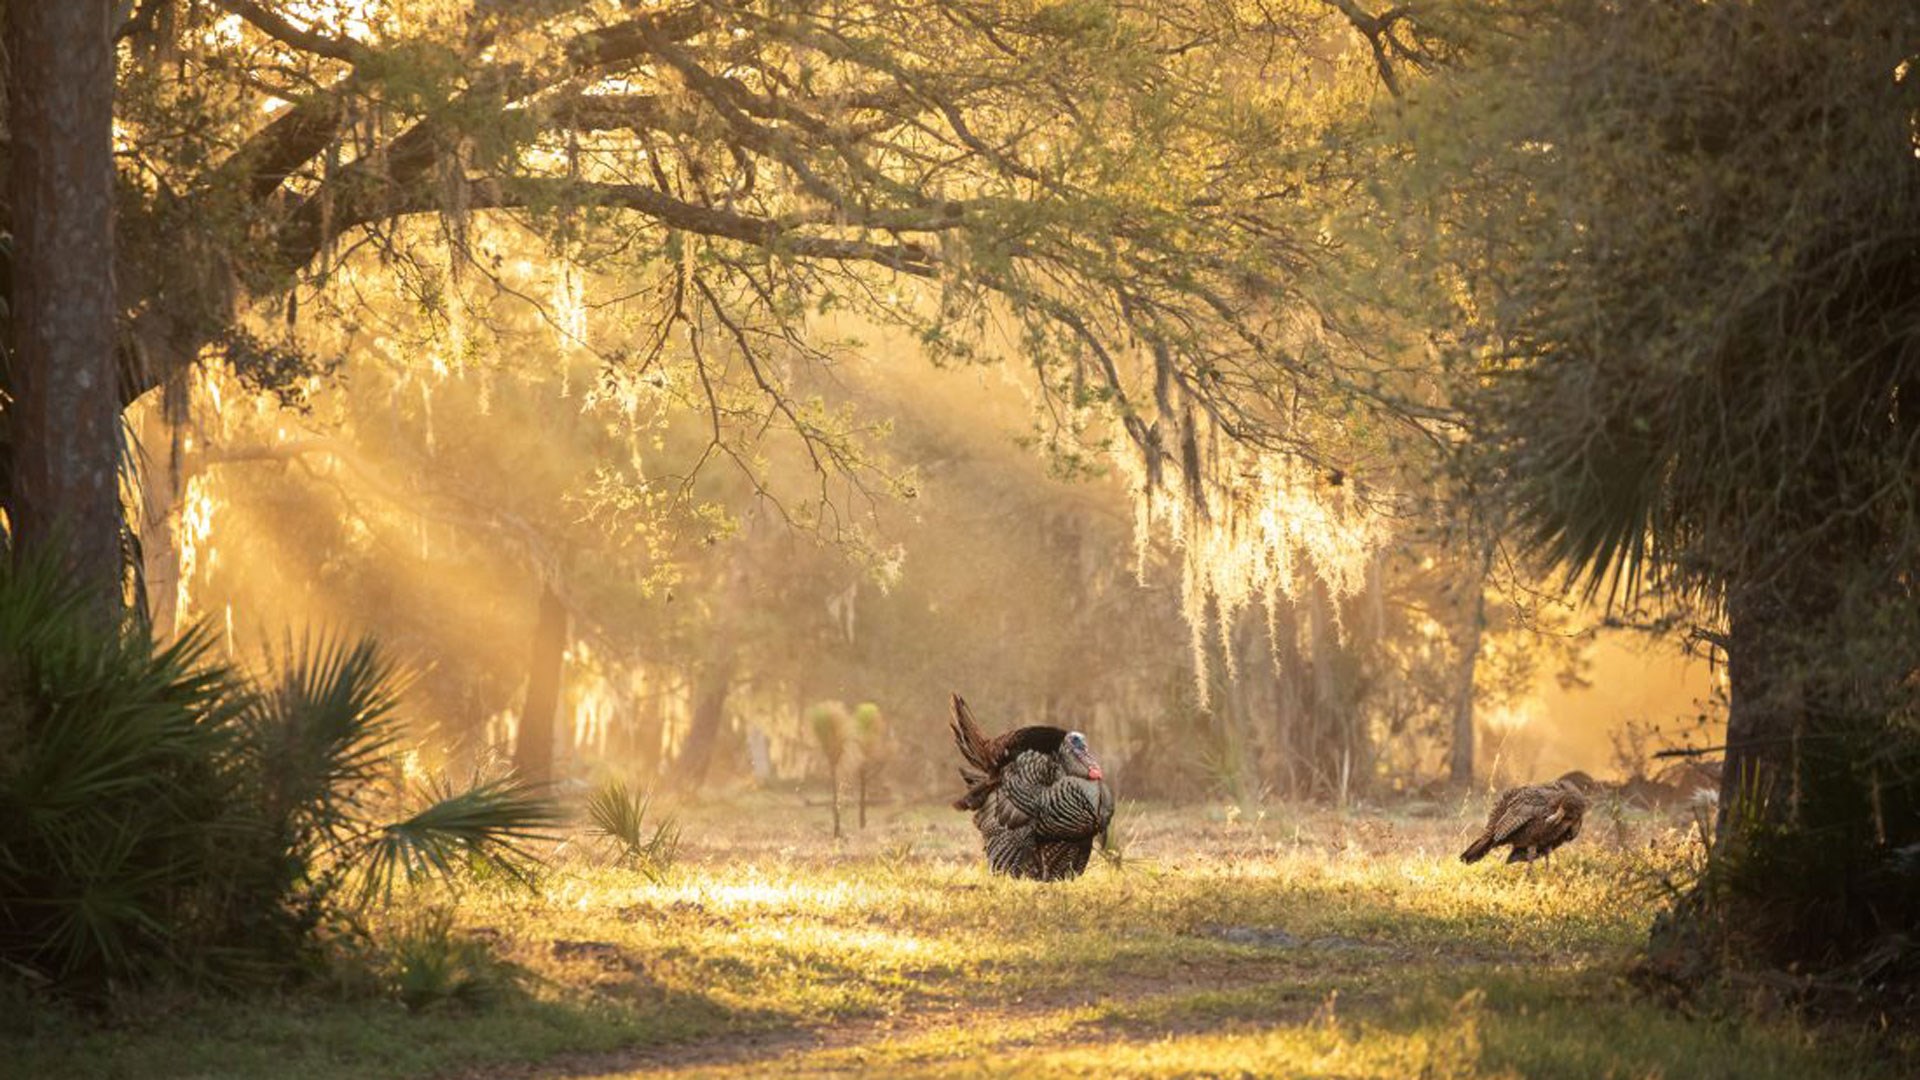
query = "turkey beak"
xmin=1076 ymin=747 xmax=1103 ymax=781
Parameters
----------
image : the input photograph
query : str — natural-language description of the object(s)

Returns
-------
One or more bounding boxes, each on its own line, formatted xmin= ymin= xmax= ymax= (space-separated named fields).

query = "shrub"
xmin=381 ymin=906 xmax=517 ymax=1013
xmin=585 ymin=779 xmax=680 ymax=880
xmin=0 ymin=557 xmax=561 ymax=995
xmin=0 ymin=557 xmax=244 ymax=988
xmin=807 ymin=702 xmax=850 ymax=839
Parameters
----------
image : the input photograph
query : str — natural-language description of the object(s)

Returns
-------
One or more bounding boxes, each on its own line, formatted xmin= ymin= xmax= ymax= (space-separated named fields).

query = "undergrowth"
xmin=10 ymin=795 xmax=1912 ymax=1079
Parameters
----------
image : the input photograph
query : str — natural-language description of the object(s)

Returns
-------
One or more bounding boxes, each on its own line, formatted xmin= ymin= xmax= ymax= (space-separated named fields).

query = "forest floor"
xmin=13 ymin=792 xmax=1912 ymax=1079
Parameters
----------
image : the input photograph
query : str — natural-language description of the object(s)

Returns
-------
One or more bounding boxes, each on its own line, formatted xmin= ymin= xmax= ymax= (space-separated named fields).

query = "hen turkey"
xmin=1460 ymin=778 xmax=1589 ymax=867
xmin=949 ymin=693 xmax=1114 ymax=881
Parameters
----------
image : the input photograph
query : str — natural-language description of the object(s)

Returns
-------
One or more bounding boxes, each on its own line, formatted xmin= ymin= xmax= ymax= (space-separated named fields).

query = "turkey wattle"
xmin=948 ymin=693 xmax=1115 ymax=881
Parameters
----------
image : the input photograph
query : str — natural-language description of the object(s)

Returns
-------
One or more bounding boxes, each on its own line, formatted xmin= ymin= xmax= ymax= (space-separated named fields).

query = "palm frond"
xmin=807 ymin=702 xmax=849 ymax=765
xmin=357 ymin=777 xmax=561 ymax=904
xmin=585 ymin=780 xmax=680 ymax=879
xmin=242 ymin=633 xmax=407 ymax=846
xmin=0 ymin=553 xmax=244 ymax=990
xmin=1511 ymin=420 xmax=1667 ymax=606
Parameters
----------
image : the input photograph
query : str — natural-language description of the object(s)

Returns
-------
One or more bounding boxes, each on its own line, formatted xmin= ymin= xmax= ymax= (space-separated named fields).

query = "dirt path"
xmin=448 ymin=950 xmax=1389 ymax=1079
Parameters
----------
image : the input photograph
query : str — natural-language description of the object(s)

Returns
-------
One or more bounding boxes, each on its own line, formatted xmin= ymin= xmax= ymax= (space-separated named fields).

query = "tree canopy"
xmin=1406 ymin=0 xmax=1920 ymax=976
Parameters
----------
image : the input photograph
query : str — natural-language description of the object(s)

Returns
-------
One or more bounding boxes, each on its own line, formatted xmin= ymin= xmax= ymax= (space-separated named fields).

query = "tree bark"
xmin=133 ymin=391 xmax=187 ymax=639
xmin=828 ymin=760 xmax=842 ymax=839
xmin=1716 ymin=584 xmax=1798 ymax=841
xmin=7 ymin=0 xmax=122 ymax=617
xmin=514 ymin=583 xmax=569 ymax=785
xmin=1226 ymin=608 xmax=1262 ymax=802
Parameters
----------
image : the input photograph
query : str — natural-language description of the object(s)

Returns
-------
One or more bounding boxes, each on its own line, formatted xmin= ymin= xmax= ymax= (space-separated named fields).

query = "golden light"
xmin=174 ymin=472 xmax=220 ymax=630
xmin=1119 ymin=440 xmax=1393 ymax=697
xmin=1483 ymin=703 xmax=1538 ymax=736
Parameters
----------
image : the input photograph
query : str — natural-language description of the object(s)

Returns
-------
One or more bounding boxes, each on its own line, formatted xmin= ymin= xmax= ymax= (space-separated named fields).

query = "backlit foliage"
xmin=109 ymin=0 xmax=1449 ymax=686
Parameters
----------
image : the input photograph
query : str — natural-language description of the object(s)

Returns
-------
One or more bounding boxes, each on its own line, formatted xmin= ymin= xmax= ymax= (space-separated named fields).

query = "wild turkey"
xmin=949 ymin=693 xmax=1114 ymax=881
xmin=1460 ymin=778 xmax=1589 ymax=867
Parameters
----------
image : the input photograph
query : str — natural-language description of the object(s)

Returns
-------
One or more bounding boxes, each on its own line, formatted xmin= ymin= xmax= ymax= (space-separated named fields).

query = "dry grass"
xmin=11 ymin=794 xmax=1909 ymax=1079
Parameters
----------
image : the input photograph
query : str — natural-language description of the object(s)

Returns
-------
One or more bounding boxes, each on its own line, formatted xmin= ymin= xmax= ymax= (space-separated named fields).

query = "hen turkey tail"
xmin=1460 ymin=831 xmax=1497 ymax=864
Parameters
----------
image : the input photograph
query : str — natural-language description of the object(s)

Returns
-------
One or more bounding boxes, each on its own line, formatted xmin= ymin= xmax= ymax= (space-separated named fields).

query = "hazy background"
xmin=139 ymin=300 xmax=1720 ymax=804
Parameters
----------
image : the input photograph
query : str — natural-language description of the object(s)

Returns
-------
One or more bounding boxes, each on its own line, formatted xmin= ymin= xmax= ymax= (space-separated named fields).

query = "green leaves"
xmin=808 ymin=701 xmax=851 ymax=767
xmin=584 ymin=779 xmax=681 ymax=880
xmin=359 ymin=777 xmax=562 ymax=902
xmin=0 ymin=555 xmax=561 ymax=994
xmin=0 ymin=557 xmax=240 ymax=991
xmin=241 ymin=635 xmax=405 ymax=852
xmin=380 ymin=906 xmax=518 ymax=1014
xmin=236 ymin=634 xmax=562 ymax=909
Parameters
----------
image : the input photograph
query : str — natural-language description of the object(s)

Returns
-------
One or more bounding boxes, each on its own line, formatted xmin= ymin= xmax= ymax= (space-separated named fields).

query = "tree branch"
xmin=280 ymin=175 xmax=943 ymax=282
xmin=209 ymin=0 xmax=370 ymax=65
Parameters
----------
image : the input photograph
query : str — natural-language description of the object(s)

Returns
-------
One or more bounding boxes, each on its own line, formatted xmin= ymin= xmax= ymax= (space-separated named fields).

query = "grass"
xmin=9 ymin=795 xmax=1909 ymax=1079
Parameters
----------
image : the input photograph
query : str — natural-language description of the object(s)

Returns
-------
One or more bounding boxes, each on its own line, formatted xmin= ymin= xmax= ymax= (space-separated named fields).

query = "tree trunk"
xmin=1716 ymin=585 xmax=1800 ymax=842
xmin=670 ymin=653 xmax=736 ymax=792
xmin=1226 ymin=608 xmax=1262 ymax=803
xmin=7 ymin=0 xmax=122 ymax=618
xmin=514 ymin=583 xmax=568 ymax=784
xmin=1448 ymin=543 xmax=1495 ymax=788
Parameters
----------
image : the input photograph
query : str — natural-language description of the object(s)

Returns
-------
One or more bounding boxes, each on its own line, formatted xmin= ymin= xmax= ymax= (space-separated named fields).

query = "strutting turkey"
xmin=1460 ymin=777 xmax=1590 ymax=867
xmin=949 ymin=693 xmax=1114 ymax=881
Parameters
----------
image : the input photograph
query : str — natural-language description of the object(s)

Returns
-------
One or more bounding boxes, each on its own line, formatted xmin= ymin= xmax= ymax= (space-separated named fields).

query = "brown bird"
xmin=949 ymin=694 xmax=1114 ymax=881
xmin=1460 ymin=778 xmax=1589 ymax=867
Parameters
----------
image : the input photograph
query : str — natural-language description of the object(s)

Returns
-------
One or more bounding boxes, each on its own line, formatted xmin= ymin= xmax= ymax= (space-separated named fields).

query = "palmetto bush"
xmin=585 ymin=779 xmax=680 ymax=881
xmin=0 ymin=557 xmax=559 ymax=994
xmin=0 ymin=559 xmax=243 ymax=989
xmin=226 ymin=636 xmax=560 ymax=957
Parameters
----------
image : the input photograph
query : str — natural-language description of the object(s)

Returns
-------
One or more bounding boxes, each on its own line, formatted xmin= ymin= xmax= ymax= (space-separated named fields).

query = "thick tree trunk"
xmin=7 ymin=0 xmax=122 ymax=616
xmin=1685 ymin=568 xmax=1911 ymax=965
xmin=514 ymin=583 xmax=569 ymax=785
xmin=1716 ymin=585 xmax=1802 ymax=842
xmin=670 ymin=653 xmax=736 ymax=792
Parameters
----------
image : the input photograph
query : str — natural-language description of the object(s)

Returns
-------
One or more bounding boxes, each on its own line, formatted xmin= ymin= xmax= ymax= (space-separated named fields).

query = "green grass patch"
xmin=9 ymin=798 xmax=1910 ymax=1079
